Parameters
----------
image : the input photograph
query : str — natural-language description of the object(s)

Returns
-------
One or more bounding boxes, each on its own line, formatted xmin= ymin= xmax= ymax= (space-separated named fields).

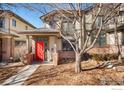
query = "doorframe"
xmin=34 ymin=37 xmax=49 ymax=61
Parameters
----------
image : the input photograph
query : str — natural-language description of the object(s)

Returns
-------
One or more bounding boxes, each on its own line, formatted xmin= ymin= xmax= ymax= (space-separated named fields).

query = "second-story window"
xmin=62 ymin=21 xmax=73 ymax=33
xmin=92 ymin=31 xmax=106 ymax=47
xmin=12 ymin=19 xmax=16 ymax=27
xmin=0 ymin=18 xmax=5 ymax=28
xmin=62 ymin=22 xmax=68 ymax=32
xmin=95 ymin=16 xmax=103 ymax=28
xmin=49 ymin=20 xmax=56 ymax=29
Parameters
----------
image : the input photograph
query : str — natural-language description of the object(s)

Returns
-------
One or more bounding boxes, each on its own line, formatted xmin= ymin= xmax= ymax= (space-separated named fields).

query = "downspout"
xmin=9 ymin=16 xmax=13 ymax=59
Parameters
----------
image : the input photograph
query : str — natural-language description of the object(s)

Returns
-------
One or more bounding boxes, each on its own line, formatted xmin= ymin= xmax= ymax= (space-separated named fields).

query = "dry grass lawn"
xmin=24 ymin=60 xmax=124 ymax=85
xmin=0 ymin=62 xmax=24 ymax=84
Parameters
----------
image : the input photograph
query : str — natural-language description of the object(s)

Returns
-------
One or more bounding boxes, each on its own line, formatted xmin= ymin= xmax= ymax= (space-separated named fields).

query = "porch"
xmin=0 ymin=31 xmax=18 ymax=63
xmin=18 ymin=28 xmax=62 ymax=65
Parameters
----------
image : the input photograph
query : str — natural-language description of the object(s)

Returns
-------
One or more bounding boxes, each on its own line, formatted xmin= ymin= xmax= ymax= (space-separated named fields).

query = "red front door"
xmin=36 ymin=41 xmax=44 ymax=61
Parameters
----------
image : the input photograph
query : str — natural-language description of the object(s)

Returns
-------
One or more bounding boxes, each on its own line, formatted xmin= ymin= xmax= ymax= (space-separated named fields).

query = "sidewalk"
xmin=2 ymin=64 xmax=40 ymax=85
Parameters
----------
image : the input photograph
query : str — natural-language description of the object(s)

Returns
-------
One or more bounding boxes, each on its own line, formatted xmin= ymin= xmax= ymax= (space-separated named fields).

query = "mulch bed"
xmin=24 ymin=60 xmax=124 ymax=85
xmin=0 ymin=62 xmax=25 ymax=84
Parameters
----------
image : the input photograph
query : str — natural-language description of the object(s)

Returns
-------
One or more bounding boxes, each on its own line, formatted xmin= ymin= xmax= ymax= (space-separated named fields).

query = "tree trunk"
xmin=75 ymin=52 xmax=81 ymax=73
xmin=114 ymin=19 xmax=123 ymax=63
xmin=118 ymin=50 xmax=123 ymax=63
xmin=118 ymin=54 xmax=122 ymax=63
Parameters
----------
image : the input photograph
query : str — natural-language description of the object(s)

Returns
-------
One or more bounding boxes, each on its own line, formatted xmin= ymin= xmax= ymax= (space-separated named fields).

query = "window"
xmin=49 ymin=20 xmax=56 ymax=29
xmin=15 ymin=41 xmax=26 ymax=46
xmin=98 ymin=33 xmax=106 ymax=46
xmin=68 ymin=22 xmax=73 ymax=31
xmin=12 ymin=19 xmax=16 ymax=27
xmin=62 ymin=21 xmax=73 ymax=34
xmin=95 ymin=17 xmax=103 ymax=28
xmin=92 ymin=32 xmax=106 ymax=47
xmin=62 ymin=22 xmax=68 ymax=32
xmin=62 ymin=39 xmax=75 ymax=51
xmin=0 ymin=18 xmax=4 ymax=28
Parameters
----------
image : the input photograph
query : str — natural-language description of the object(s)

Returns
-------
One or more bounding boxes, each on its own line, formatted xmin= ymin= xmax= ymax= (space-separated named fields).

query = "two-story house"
xmin=89 ymin=4 xmax=124 ymax=55
xmin=19 ymin=9 xmax=106 ymax=63
xmin=0 ymin=10 xmax=36 ymax=62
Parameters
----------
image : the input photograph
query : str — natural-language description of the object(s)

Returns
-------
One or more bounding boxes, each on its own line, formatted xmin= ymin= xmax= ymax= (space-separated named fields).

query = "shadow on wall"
xmin=82 ymin=53 xmax=92 ymax=61
xmin=14 ymin=43 xmax=27 ymax=62
xmin=57 ymin=51 xmax=92 ymax=64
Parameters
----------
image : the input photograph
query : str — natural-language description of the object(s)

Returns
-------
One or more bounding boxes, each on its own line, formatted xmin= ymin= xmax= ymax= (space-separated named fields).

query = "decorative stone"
xmin=106 ymin=64 xmax=113 ymax=69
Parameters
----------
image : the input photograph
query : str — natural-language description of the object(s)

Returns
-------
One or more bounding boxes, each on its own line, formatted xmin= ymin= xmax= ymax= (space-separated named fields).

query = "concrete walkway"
xmin=2 ymin=64 xmax=40 ymax=85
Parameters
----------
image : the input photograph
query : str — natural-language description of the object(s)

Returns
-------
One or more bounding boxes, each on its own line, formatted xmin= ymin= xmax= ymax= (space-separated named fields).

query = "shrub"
xmin=91 ymin=53 xmax=118 ymax=61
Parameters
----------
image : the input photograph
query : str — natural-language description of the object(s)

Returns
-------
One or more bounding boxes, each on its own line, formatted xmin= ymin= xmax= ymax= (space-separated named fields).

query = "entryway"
xmin=35 ymin=41 xmax=44 ymax=61
xmin=35 ymin=37 xmax=49 ymax=63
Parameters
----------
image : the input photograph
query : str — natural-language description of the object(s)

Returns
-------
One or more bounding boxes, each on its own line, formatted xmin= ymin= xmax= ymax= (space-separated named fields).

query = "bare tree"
xmin=44 ymin=3 xmax=121 ymax=73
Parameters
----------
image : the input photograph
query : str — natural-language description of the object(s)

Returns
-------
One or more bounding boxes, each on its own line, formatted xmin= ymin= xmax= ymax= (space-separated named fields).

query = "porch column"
xmin=27 ymin=35 xmax=32 ymax=53
xmin=49 ymin=36 xmax=59 ymax=65
xmin=10 ymin=37 xmax=14 ymax=59
xmin=2 ymin=37 xmax=11 ymax=61
xmin=27 ymin=36 xmax=29 ymax=53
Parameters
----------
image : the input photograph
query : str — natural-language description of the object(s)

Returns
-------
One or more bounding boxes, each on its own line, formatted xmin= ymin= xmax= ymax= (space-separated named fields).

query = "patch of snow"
xmin=0 ymin=62 xmax=8 ymax=66
xmin=106 ymin=64 xmax=113 ymax=69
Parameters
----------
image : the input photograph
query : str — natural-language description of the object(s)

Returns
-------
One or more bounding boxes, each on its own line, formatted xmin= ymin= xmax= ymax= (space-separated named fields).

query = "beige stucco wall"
xmin=106 ymin=32 xmax=122 ymax=45
xmin=3 ymin=14 xmax=35 ymax=33
xmin=56 ymin=38 xmax=62 ymax=50
xmin=9 ymin=16 xmax=34 ymax=31
xmin=49 ymin=36 xmax=62 ymax=51
xmin=49 ymin=36 xmax=56 ymax=51
xmin=4 ymin=16 xmax=10 ymax=32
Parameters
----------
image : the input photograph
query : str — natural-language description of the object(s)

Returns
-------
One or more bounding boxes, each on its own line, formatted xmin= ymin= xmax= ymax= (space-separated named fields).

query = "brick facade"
xmin=58 ymin=51 xmax=75 ymax=60
xmin=56 ymin=45 xmax=124 ymax=64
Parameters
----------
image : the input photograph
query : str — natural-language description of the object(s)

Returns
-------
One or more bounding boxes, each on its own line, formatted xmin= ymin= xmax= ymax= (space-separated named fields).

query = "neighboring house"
xmin=0 ymin=10 xmax=36 ymax=62
xmin=89 ymin=4 xmax=124 ymax=55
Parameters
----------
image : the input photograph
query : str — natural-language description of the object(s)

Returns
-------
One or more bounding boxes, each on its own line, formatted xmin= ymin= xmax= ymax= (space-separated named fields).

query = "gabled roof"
xmin=40 ymin=5 xmax=95 ymax=22
xmin=40 ymin=10 xmax=75 ymax=22
xmin=0 ymin=10 xmax=36 ymax=28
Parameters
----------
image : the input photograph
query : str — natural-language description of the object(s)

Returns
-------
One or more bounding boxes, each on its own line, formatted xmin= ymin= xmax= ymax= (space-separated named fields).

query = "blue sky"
xmin=12 ymin=5 xmax=44 ymax=28
xmin=15 ymin=9 xmax=42 ymax=28
xmin=2 ymin=4 xmax=52 ymax=28
xmin=2 ymin=3 xmax=93 ymax=28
